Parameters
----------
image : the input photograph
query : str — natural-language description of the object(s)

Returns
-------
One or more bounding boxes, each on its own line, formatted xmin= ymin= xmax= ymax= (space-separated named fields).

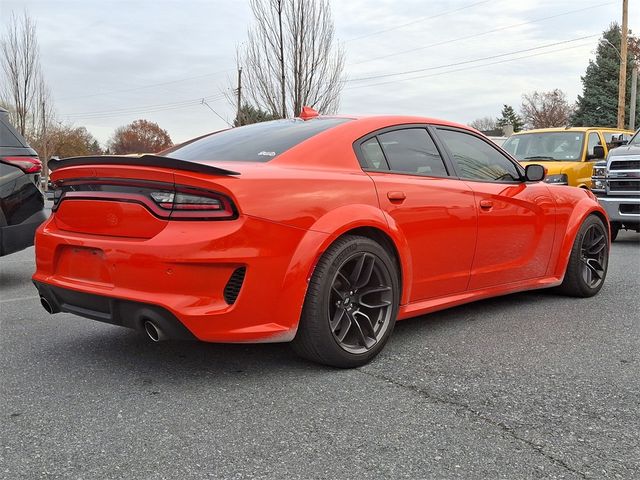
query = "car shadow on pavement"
xmin=37 ymin=289 xmax=552 ymax=381
xmin=42 ymin=320 xmax=329 ymax=379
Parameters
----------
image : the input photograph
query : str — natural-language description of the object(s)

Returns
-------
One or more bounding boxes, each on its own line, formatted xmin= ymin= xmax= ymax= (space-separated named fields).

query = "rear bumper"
xmin=32 ymin=214 xmax=328 ymax=343
xmin=33 ymin=281 xmax=197 ymax=340
xmin=0 ymin=208 xmax=47 ymax=256
xmin=597 ymin=196 xmax=640 ymax=225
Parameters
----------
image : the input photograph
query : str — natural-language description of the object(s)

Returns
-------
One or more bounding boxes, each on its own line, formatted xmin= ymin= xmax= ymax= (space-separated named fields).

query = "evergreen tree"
xmin=234 ymin=103 xmax=279 ymax=127
xmin=572 ymin=24 xmax=639 ymax=128
xmin=496 ymin=105 xmax=524 ymax=132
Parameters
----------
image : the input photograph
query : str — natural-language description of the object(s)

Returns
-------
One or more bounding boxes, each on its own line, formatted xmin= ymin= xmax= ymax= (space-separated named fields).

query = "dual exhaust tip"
xmin=143 ymin=320 xmax=166 ymax=342
xmin=40 ymin=296 xmax=57 ymax=314
xmin=39 ymin=296 xmax=167 ymax=342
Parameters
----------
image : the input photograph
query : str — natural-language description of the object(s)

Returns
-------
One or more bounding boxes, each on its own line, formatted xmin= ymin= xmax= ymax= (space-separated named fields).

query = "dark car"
xmin=0 ymin=107 xmax=47 ymax=256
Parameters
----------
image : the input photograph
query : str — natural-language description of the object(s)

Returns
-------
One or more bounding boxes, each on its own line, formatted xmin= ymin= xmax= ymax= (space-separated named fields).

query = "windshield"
xmin=502 ymin=131 xmax=585 ymax=161
xmin=629 ymin=130 xmax=640 ymax=146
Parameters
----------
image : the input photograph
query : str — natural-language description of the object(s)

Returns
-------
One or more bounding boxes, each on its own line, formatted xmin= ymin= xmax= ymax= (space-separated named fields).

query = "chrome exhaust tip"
xmin=144 ymin=320 xmax=166 ymax=342
xmin=40 ymin=296 xmax=54 ymax=314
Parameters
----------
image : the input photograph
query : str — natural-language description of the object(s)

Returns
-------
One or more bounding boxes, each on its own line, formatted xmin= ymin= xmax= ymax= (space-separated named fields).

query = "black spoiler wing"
xmin=48 ymin=154 xmax=240 ymax=176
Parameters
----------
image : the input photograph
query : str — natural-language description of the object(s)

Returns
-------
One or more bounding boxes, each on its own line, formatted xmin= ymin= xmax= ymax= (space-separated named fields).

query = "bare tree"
xmin=521 ymin=89 xmax=573 ymax=129
xmin=241 ymin=0 xmax=345 ymax=118
xmin=468 ymin=116 xmax=498 ymax=132
xmin=1 ymin=11 xmax=43 ymax=136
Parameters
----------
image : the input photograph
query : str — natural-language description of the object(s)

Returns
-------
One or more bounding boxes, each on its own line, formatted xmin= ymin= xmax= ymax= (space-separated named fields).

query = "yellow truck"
xmin=501 ymin=127 xmax=634 ymax=188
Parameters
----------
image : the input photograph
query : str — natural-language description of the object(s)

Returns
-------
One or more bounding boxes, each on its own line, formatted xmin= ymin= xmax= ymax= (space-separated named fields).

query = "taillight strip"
xmin=53 ymin=180 xmax=238 ymax=221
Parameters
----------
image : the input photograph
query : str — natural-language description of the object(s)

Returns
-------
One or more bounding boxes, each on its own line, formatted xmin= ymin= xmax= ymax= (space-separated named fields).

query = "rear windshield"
xmin=166 ymin=117 xmax=351 ymax=162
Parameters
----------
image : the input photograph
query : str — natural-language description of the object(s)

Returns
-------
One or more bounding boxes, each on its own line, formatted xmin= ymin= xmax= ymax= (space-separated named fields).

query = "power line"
xmin=344 ymin=34 xmax=599 ymax=84
xmin=348 ymin=1 xmax=615 ymax=66
xmin=343 ymin=42 xmax=595 ymax=91
xmin=62 ymin=93 xmax=228 ymax=120
xmin=201 ymin=98 xmax=232 ymax=126
xmin=345 ymin=0 xmax=492 ymax=43
xmin=57 ymin=68 xmax=235 ymax=101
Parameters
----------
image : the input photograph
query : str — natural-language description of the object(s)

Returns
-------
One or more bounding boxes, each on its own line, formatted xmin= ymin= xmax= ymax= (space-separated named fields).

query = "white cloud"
xmin=0 ymin=0 xmax=632 ymax=144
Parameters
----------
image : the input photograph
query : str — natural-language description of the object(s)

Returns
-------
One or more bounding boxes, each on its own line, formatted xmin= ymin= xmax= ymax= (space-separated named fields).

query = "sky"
xmin=0 ymin=0 xmax=638 ymax=146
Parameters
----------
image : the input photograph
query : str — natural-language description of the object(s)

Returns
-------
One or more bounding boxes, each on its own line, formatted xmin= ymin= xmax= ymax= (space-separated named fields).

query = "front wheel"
xmin=291 ymin=235 xmax=399 ymax=368
xmin=557 ymin=215 xmax=609 ymax=297
xmin=610 ymin=222 xmax=620 ymax=242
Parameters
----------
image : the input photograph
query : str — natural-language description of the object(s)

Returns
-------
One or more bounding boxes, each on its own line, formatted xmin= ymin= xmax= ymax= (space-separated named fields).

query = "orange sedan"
xmin=33 ymin=111 xmax=610 ymax=367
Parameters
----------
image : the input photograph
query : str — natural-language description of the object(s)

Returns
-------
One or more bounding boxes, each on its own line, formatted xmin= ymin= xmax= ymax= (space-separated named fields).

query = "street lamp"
xmin=600 ymin=38 xmax=623 ymax=61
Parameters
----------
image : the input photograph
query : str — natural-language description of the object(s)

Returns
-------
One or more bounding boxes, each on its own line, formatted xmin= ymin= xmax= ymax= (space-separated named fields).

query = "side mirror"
xmin=591 ymin=145 xmax=605 ymax=159
xmin=525 ymin=164 xmax=546 ymax=182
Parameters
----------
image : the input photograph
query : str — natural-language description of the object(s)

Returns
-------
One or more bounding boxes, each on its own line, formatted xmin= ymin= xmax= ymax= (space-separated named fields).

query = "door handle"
xmin=479 ymin=199 xmax=493 ymax=210
xmin=387 ymin=191 xmax=406 ymax=202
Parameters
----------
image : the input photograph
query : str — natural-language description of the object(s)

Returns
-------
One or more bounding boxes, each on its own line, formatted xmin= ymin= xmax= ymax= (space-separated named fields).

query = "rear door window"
xmin=360 ymin=137 xmax=389 ymax=171
xmin=377 ymin=128 xmax=448 ymax=176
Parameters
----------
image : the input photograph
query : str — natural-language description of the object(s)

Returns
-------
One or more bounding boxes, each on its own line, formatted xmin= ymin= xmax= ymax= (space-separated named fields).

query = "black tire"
xmin=610 ymin=222 xmax=620 ymax=242
xmin=291 ymin=235 xmax=400 ymax=368
xmin=557 ymin=215 xmax=609 ymax=297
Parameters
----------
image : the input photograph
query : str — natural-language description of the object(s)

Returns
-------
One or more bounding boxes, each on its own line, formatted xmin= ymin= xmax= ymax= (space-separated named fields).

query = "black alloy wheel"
xmin=329 ymin=252 xmax=394 ymax=354
xmin=558 ymin=215 xmax=609 ymax=297
xmin=579 ymin=222 xmax=607 ymax=289
xmin=292 ymin=235 xmax=399 ymax=368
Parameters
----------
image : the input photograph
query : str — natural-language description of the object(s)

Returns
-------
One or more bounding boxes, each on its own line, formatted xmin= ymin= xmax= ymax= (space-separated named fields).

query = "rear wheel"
xmin=291 ymin=235 xmax=399 ymax=368
xmin=558 ymin=215 xmax=609 ymax=297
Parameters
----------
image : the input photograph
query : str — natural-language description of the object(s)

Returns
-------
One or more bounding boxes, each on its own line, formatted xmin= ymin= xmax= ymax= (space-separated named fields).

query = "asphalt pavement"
xmin=1 ymin=231 xmax=638 ymax=479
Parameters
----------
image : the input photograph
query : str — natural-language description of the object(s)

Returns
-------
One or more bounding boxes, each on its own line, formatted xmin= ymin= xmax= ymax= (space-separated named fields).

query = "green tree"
xmin=496 ymin=105 xmax=524 ymax=132
xmin=234 ymin=103 xmax=279 ymax=126
xmin=572 ymin=24 xmax=639 ymax=128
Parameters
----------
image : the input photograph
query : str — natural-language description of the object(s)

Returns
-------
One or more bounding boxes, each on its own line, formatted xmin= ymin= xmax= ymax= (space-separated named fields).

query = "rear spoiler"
xmin=48 ymin=154 xmax=241 ymax=176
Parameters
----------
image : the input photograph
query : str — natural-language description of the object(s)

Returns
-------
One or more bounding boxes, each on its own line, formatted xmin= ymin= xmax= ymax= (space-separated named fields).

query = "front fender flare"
xmin=551 ymin=198 xmax=609 ymax=279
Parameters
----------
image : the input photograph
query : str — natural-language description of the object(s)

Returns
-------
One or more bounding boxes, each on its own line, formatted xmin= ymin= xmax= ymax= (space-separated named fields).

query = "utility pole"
xmin=617 ymin=0 xmax=628 ymax=129
xmin=631 ymin=65 xmax=638 ymax=131
xmin=236 ymin=67 xmax=243 ymax=127
xmin=41 ymin=100 xmax=48 ymax=191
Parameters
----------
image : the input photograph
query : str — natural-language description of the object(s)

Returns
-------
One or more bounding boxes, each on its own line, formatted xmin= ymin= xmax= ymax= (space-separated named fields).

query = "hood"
xmin=519 ymin=160 xmax=572 ymax=175
xmin=609 ymin=144 xmax=640 ymax=157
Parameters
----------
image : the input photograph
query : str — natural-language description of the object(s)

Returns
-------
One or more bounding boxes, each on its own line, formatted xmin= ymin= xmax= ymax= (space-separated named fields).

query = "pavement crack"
xmin=359 ymin=368 xmax=588 ymax=479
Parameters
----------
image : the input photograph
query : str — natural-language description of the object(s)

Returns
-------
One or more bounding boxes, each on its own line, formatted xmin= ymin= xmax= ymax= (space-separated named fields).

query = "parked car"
xmin=0 ymin=107 xmax=47 ymax=256
xmin=592 ymin=128 xmax=640 ymax=240
xmin=33 ymin=110 xmax=610 ymax=367
xmin=502 ymin=127 xmax=634 ymax=188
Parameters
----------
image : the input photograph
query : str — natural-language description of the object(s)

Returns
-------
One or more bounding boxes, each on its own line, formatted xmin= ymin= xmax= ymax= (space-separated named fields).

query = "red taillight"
xmin=53 ymin=179 xmax=238 ymax=221
xmin=1 ymin=156 xmax=42 ymax=173
xmin=149 ymin=187 xmax=236 ymax=219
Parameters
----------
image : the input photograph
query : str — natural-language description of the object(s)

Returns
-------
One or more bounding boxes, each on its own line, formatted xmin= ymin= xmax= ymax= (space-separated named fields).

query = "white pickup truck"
xmin=591 ymin=129 xmax=640 ymax=240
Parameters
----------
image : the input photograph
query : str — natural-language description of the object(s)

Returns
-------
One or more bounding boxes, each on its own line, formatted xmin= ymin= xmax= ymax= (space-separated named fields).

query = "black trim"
xmin=48 ymin=154 xmax=241 ymax=176
xmin=33 ymin=281 xmax=197 ymax=340
xmin=223 ymin=267 xmax=246 ymax=305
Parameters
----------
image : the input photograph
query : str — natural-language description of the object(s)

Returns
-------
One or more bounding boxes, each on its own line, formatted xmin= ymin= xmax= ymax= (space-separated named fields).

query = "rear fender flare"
xmin=274 ymin=204 xmax=411 ymax=333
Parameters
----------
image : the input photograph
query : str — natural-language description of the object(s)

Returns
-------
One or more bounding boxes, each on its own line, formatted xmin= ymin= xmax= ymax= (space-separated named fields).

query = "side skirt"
xmin=397 ymin=276 xmax=563 ymax=321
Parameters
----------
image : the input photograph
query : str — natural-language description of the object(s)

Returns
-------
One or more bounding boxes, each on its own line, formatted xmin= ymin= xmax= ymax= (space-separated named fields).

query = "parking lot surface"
xmin=1 ymin=232 xmax=639 ymax=479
